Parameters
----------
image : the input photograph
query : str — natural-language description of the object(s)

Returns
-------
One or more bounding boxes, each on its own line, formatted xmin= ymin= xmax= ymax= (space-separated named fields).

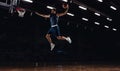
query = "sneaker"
xmin=66 ymin=37 xmax=72 ymax=44
xmin=50 ymin=43 xmax=55 ymax=51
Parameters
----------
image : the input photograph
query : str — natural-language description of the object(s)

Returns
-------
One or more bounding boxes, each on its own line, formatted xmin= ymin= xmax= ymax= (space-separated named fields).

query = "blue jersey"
xmin=47 ymin=14 xmax=60 ymax=36
xmin=50 ymin=14 xmax=59 ymax=26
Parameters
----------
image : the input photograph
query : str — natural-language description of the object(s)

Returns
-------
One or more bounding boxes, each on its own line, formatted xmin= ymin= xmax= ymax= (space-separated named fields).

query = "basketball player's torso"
xmin=50 ymin=14 xmax=59 ymax=26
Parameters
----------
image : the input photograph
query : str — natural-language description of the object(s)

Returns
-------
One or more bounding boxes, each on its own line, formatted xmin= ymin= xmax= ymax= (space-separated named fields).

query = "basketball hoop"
xmin=16 ymin=7 xmax=26 ymax=17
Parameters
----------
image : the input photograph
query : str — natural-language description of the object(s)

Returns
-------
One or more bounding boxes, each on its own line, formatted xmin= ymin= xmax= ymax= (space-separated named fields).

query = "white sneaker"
xmin=66 ymin=37 xmax=72 ymax=44
xmin=50 ymin=43 xmax=55 ymax=51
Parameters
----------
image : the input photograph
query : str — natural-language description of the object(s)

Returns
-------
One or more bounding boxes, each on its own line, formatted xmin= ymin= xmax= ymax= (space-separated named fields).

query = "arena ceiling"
xmin=0 ymin=0 xmax=120 ymax=32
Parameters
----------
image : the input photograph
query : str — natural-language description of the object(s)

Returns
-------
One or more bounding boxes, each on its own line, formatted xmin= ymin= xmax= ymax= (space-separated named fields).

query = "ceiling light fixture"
xmin=82 ymin=18 xmax=88 ymax=21
xmin=78 ymin=6 xmax=87 ymax=10
xmin=22 ymin=0 xmax=33 ymax=3
xmin=110 ymin=6 xmax=117 ymax=10
xmin=67 ymin=13 xmax=74 ymax=16
xmin=94 ymin=22 xmax=100 ymax=25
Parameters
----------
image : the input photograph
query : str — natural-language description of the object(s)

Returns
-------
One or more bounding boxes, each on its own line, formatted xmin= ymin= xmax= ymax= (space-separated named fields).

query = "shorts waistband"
xmin=51 ymin=25 xmax=58 ymax=27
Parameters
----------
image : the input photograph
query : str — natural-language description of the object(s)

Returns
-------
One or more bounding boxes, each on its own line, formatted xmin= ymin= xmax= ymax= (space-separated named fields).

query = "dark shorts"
xmin=47 ymin=26 xmax=60 ymax=37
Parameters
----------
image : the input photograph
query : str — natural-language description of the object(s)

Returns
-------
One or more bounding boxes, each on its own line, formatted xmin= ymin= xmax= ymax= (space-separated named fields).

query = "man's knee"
xmin=45 ymin=34 xmax=50 ymax=39
xmin=57 ymin=36 xmax=61 ymax=40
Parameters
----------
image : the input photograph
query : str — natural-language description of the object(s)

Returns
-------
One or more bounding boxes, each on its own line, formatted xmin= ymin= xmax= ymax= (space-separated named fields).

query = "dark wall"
xmin=0 ymin=9 xmax=120 ymax=64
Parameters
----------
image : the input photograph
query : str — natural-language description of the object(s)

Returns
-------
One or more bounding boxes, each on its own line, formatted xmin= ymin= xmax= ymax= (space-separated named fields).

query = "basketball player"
xmin=35 ymin=4 xmax=72 ymax=51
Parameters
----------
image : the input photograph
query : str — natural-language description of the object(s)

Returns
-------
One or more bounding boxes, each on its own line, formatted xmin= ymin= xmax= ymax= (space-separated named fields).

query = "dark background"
xmin=0 ymin=0 xmax=120 ymax=65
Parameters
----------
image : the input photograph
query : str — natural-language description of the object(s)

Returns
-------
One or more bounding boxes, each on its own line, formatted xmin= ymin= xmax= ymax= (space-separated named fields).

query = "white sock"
xmin=50 ymin=43 xmax=54 ymax=45
xmin=63 ymin=37 xmax=67 ymax=40
xmin=65 ymin=37 xmax=72 ymax=44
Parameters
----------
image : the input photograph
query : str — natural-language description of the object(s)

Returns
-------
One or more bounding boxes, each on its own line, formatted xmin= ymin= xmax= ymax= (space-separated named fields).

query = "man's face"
xmin=51 ymin=9 xmax=56 ymax=14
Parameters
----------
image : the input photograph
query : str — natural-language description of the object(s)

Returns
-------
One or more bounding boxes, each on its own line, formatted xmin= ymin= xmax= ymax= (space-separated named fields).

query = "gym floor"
xmin=0 ymin=64 xmax=120 ymax=71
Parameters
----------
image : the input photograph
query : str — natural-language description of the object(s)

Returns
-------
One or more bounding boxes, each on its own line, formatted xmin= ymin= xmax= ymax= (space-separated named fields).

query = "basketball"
xmin=62 ymin=3 xmax=69 ymax=9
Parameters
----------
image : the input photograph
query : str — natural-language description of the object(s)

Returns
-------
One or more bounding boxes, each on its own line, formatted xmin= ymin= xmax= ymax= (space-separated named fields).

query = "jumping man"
xmin=35 ymin=4 xmax=72 ymax=51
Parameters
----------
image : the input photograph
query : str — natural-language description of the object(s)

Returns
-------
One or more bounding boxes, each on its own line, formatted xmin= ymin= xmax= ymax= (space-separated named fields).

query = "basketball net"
xmin=16 ymin=8 xmax=26 ymax=17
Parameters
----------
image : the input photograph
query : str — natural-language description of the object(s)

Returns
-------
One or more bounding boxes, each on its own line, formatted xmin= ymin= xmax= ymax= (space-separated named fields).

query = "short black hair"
xmin=52 ymin=8 xmax=56 ymax=11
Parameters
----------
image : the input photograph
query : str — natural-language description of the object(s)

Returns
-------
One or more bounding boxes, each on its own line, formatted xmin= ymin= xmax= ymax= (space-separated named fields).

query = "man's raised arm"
xmin=35 ymin=12 xmax=50 ymax=18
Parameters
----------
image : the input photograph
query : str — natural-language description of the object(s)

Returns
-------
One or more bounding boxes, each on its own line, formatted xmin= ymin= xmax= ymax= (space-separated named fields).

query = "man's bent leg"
xmin=57 ymin=36 xmax=72 ymax=44
xmin=45 ymin=34 xmax=55 ymax=51
xmin=45 ymin=34 xmax=52 ymax=43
